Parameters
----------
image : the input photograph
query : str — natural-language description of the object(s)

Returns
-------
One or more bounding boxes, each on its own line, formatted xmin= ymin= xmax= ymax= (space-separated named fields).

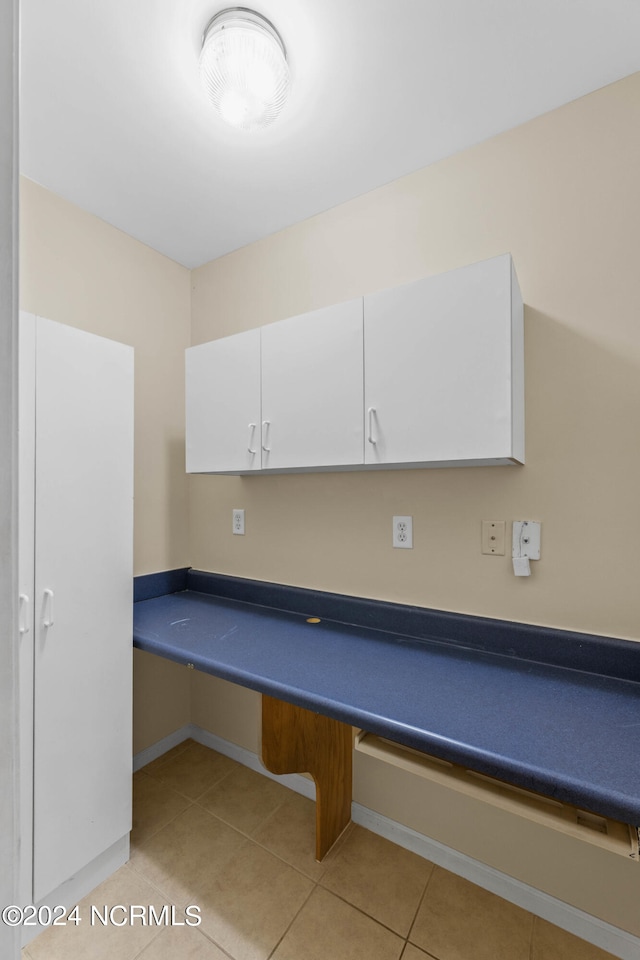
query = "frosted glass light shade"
xmin=199 ymin=8 xmax=290 ymax=131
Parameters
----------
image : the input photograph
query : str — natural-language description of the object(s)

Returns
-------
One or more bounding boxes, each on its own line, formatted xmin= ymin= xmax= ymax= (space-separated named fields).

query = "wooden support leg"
xmin=261 ymin=694 xmax=352 ymax=861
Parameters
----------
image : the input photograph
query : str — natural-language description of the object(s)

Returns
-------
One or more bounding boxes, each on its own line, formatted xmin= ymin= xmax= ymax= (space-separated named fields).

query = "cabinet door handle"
xmin=367 ymin=407 xmax=377 ymax=445
xmin=43 ymin=588 xmax=55 ymax=629
xmin=261 ymin=420 xmax=271 ymax=453
xmin=19 ymin=594 xmax=30 ymax=635
xmin=247 ymin=422 xmax=257 ymax=454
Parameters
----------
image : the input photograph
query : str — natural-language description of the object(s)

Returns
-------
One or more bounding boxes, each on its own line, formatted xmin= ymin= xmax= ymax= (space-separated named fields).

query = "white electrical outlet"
xmin=393 ymin=516 xmax=413 ymax=548
xmin=232 ymin=508 xmax=245 ymax=535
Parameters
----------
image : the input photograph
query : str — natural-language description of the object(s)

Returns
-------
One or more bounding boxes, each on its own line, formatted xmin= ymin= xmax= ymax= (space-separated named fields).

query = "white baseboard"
xmin=134 ymin=726 xmax=640 ymax=960
xmin=190 ymin=725 xmax=317 ymax=800
xmin=133 ymin=724 xmax=197 ymax=771
xmin=134 ymin=722 xmax=317 ymax=798
xmin=351 ymin=805 xmax=640 ymax=960
xmin=21 ymin=835 xmax=129 ymax=947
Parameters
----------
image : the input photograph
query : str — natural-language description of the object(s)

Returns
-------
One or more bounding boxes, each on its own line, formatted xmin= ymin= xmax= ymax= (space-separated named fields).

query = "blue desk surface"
xmin=133 ymin=574 xmax=640 ymax=825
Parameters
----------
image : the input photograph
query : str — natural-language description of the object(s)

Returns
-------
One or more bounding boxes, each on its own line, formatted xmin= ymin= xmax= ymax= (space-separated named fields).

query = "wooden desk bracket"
xmin=261 ymin=694 xmax=352 ymax=861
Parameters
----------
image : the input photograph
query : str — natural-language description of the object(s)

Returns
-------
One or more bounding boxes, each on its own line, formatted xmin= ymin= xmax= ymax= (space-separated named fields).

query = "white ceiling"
xmin=19 ymin=0 xmax=640 ymax=268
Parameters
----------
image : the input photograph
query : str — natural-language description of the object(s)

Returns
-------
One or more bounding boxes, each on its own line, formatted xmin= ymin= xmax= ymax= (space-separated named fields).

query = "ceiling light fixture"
xmin=199 ymin=7 xmax=290 ymax=131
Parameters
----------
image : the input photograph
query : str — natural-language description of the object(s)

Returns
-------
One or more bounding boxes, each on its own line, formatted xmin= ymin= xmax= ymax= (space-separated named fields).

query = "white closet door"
xmin=33 ymin=318 xmax=133 ymax=902
xmin=186 ymin=328 xmax=261 ymax=473
xmin=18 ymin=312 xmax=36 ymax=904
xmin=364 ymin=255 xmax=517 ymax=465
xmin=261 ymin=299 xmax=364 ymax=470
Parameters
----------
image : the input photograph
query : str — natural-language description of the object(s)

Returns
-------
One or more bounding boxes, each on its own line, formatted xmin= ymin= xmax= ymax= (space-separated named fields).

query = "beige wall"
xmin=20 ymin=178 xmax=193 ymax=749
xmin=190 ymin=72 xmax=640 ymax=642
xmin=20 ymin=177 xmax=191 ymax=577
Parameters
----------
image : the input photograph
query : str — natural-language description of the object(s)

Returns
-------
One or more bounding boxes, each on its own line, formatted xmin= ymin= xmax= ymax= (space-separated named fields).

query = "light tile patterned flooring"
xmin=23 ymin=739 xmax=618 ymax=960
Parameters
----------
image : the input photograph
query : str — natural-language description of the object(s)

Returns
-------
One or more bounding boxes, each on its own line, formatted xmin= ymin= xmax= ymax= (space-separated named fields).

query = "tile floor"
xmin=23 ymin=739 xmax=618 ymax=960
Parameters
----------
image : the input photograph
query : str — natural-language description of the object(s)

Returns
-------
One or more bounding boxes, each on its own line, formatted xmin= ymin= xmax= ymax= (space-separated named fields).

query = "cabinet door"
xmin=18 ymin=312 xmax=36 ymax=904
xmin=261 ymin=299 xmax=363 ymax=470
xmin=364 ymin=255 xmax=521 ymax=466
xmin=32 ymin=318 xmax=133 ymax=902
xmin=186 ymin=328 xmax=261 ymax=473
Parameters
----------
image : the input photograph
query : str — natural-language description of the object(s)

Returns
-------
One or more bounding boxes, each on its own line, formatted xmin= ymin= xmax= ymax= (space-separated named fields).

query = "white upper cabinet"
xmin=186 ymin=328 xmax=261 ymax=474
xmin=364 ymin=254 xmax=524 ymax=467
xmin=261 ymin=299 xmax=363 ymax=470
xmin=185 ymin=254 xmax=524 ymax=474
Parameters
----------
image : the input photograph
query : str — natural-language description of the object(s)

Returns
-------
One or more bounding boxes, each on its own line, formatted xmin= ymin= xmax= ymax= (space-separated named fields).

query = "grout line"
xmin=121 ymin=859 xmax=178 ymax=904
xmin=141 ymin=766 xmax=238 ymax=804
xmin=265 ymin=880 xmax=318 ymax=959
xmin=191 ymin=926 xmax=237 ymax=960
xmin=405 ymin=862 xmax=436 ymax=951
xmin=130 ymin=798 xmax=196 ymax=850
xmin=124 ymin=848 xmax=187 ymax=902
xmin=196 ymin=807 xmax=325 ymax=884
xmin=405 ymin=946 xmax=440 ymax=960
xmin=193 ymin=801 xmax=289 ymax=845
xmin=530 ymin=914 xmax=538 ymax=960
xmin=127 ymin=923 xmax=166 ymax=960
xmin=134 ymin=772 xmax=300 ymax=874
xmin=309 ymin=884 xmax=414 ymax=942
xmin=140 ymin=737 xmax=193 ymax=773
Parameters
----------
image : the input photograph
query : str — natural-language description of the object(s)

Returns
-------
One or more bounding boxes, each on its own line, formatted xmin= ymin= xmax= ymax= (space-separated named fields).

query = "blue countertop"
xmin=133 ymin=570 xmax=640 ymax=825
